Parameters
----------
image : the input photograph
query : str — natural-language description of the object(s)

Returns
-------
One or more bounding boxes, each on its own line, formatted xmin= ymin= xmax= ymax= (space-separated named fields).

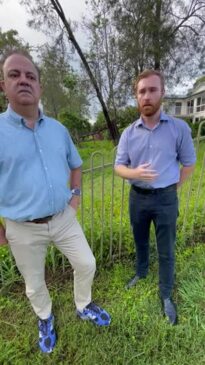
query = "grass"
xmin=1 ymin=138 xmax=205 ymax=363
xmin=78 ymin=140 xmax=115 ymax=170
xmin=1 ymin=244 xmax=205 ymax=365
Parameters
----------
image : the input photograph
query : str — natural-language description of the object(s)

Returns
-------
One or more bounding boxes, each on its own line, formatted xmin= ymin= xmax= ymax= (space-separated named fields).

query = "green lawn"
xmin=1 ymin=138 xmax=205 ymax=364
xmin=1 ymin=244 xmax=205 ymax=365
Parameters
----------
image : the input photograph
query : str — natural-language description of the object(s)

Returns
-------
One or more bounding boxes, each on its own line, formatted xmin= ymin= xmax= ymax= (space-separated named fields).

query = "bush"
xmin=184 ymin=118 xmax=205 ymax=138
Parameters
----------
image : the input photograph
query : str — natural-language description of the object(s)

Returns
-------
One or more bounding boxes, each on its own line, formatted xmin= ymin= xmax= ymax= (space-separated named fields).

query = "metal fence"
xmin=1 ymin=123 xmax=205 ymax=285
xmin=78 ymin=123 xmax=205 ymax=263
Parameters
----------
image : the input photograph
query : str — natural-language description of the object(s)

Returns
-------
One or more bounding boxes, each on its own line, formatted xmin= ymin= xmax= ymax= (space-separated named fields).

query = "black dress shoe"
xmin=125 ymin=275 xmax=145 ymax=289
xmin=162 ymin=298 xmax=177 ymax=325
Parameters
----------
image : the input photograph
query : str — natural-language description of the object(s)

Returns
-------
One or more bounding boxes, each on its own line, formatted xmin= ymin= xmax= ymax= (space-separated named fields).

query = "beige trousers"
xmin=5 ymin=205 xmax=96 ymax=319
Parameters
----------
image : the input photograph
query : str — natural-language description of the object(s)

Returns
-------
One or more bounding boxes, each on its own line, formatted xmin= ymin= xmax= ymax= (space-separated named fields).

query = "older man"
xmin=115 ymin=69 xmax=196 ymax=325
xmin=0 ymin=50 xmax=110 ymax=353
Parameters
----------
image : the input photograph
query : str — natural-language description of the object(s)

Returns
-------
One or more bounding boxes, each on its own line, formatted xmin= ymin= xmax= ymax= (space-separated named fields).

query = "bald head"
xmin=1 ymin=49 xmax=40 ymax=81
xmin=0 ymin=52 xmax=42 ymax=112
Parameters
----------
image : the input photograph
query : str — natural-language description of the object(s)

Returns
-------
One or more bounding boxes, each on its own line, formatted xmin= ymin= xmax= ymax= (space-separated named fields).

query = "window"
xmin=187 ymin=99 xmax=194 ymax=114
xmin=175 ymin=102 xmax=181 ymax=115
xmin=196 ymin=95 xmax=205 ymax=112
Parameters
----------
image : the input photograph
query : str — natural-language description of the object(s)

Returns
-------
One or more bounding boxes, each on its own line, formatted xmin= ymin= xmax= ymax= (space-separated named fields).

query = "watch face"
xmin=71 ymin=188 xmax=81 ymax=196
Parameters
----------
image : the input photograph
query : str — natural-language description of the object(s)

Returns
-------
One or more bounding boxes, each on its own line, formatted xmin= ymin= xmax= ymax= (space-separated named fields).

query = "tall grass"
xmin=1 ymin=139 xmax=205 ymax=285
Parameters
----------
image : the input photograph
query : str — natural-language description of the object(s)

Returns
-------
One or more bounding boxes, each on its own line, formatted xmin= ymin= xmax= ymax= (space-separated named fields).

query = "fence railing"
xmin=1 ymin=122 xmax=205 ymax=286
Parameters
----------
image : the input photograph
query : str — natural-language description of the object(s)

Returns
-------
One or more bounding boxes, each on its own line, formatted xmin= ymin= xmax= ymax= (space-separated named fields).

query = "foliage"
xmin=85 ymin=0 xmax=205 ymax=123
xmin=58 ymin=110 xmax=91 ymax=143
xmin=0 ymin=28 xmax=29 ymax=112
xmin=93 ymin=105 xmax=139 ymax=132
xmin=184 ymin=118 xmax=205 ymax=138
xmin=92 ymin=110 xmax=107 ymax=132
xmin=0 ymin=91 xmax=6 ymax=114
xmin=0 ymin=28 xmax=27 ymax=60
xmin=39 ymin=44 xmax=71 ymax=118
xmin=117 ymin=105 xmax=139 ymax=129
xmin=39 ymin=43 xmax=89 ymax=119
xmin=93 ymin=0 xmax=205 ymax=86
xmin=21 ymin=0 xmax=120 ymax=143
xmin=193 ymin=75 xmax=205 ymax=89
xmin=83 ymin=0 xmax=128 ymax=116
xmin=1 ymin=245 xmax=205 ymax=364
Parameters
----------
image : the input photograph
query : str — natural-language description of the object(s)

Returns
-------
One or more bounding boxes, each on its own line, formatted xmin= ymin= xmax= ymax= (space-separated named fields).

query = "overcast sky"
xmin=0 ymin=0 xmax=88 ymax=48
xmin=0 ymin=0 xmax=194 ymax=98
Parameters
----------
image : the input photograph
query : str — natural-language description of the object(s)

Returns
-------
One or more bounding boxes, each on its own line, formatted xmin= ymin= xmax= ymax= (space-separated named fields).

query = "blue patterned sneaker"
xmin=38 ymin=314 xmax=56 ymax=353
xmin=77 ymin=302 xmax=111 ymax=326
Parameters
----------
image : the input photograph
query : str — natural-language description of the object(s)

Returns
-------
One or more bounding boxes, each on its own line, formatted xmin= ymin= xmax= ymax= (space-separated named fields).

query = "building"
xmin=162 ymin=76 xmax=205 ymax=123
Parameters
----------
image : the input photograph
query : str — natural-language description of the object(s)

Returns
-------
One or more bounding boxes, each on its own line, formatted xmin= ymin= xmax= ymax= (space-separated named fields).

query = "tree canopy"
xmin=0 ymin=28 xmax=28 ymax=112
xmin=104 ymin=0 xmax=205 ymax=82
xmin=58 ymin=110 xmax=91 ymax=143
xmin=20 ymin=0 xmax=120 ymax=143
xmin=38 ymin=43 xmax=89 ymax=119
xmin=2 ymin=0 xmax=205 ymax=138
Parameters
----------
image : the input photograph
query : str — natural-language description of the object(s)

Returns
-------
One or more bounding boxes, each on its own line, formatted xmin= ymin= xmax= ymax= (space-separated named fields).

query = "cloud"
xmin=0 ymin=0 xmax=87 ymax=47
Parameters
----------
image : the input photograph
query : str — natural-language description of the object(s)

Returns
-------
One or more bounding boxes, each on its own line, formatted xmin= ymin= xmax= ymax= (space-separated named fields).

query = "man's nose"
xmin=143 ymin=90 xmax=152 ymax=99
xmin=18 ymin=74 xmax=29 ymax=85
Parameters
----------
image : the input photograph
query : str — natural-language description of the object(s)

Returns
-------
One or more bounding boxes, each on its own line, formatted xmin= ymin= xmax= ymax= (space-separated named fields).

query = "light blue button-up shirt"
xmin=115 ymin=112 xmax=196 ymax=189
xmin=0 ymin=106 xmax=82 ymax=221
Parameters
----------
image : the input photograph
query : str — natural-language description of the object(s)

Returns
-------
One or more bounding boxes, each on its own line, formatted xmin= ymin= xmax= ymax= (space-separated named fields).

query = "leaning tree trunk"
xmin=153 ymin=0 xmax=162 ymax=70
xmin=50 ymin=0 xmax=120 ymax=144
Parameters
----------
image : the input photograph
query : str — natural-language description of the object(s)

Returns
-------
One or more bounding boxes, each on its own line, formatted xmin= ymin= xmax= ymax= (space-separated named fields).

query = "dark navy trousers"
xmin=129 ymin=185 xmax=178 ymax=299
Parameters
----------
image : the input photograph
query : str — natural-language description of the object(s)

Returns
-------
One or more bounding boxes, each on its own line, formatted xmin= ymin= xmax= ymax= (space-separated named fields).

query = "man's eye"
xmin=27 ymin=74 xmax=36 ymax=80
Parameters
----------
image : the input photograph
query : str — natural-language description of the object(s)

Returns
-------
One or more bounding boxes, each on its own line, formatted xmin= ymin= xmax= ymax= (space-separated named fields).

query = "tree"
xmin=39 ymin=43 xmax=89 ymax=119
xmin=105 ymin=0 xmax=205 ymax=83
xmin=83 ymin=0 xmax=128 ymax=121
xmin=117 ymin=106 xmax=139 ymax=129
xmin=20 ymin=0 xmax=120 ymax=143
xmin=58 ymin=110 xmax=91 ymax=143
xmin=0 ymin=28 xmax=28 ymax=112
xmin=0 ymin=28 xmax=27 ymax=59
xmin=39 ymin=44 xmax=69 ymax=118
xmin=93 ymin=105 xmax=139 ymax=133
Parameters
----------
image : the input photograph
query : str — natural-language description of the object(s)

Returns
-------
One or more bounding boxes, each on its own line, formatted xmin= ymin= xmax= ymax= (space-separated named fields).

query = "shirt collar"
xmin=135 ymin=111 xmax=169 ymax=128
xmin=6 ymin=104 xmax=44 ymax=126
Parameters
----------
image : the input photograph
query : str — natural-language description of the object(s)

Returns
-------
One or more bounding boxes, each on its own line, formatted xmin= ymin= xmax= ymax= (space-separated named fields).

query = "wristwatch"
xmin=71 ymin=188 xmax=81 ymax=196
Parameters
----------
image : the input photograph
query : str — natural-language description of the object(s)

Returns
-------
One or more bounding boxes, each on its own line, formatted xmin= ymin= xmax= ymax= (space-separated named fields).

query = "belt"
xmin=131 ymin=184 xmax=176 ymax=195
xmin=25 ymin=215 xmax=53 ymax=224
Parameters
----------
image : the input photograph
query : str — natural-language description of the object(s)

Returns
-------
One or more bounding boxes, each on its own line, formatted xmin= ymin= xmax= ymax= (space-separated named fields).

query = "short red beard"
xmin=138 ymin=98 xmax=162 ymax=117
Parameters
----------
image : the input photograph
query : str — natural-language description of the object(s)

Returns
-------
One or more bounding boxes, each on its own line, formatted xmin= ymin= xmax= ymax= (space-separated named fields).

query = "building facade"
xmin=162 ymin=77 xmax=205 ymax=123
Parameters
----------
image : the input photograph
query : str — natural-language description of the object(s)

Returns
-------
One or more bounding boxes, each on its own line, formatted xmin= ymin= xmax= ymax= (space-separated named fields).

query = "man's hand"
xmin=0 ymin=224 xmax=8 ymax=246
xmin=115 ymin=163 xmax=158 ymax=182
xmin=134 ymin=163 xmax=158 ymax=181
xmin=69 ymin=195 xmax=80 ymax=212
